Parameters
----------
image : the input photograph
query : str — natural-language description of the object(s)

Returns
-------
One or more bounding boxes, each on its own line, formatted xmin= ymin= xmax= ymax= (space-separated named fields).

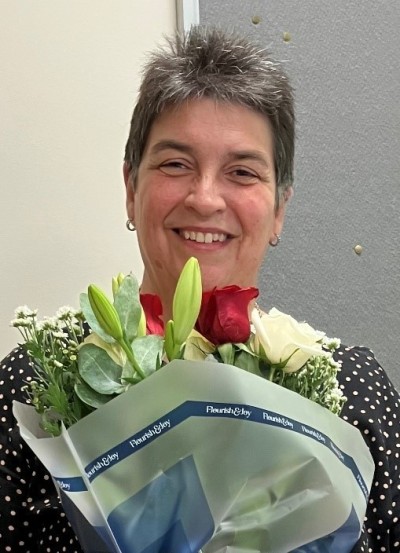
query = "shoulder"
xmin=0 ymin=345 xmax=34 ymax=405
xmin=334 ymin=345 xmax=400 ymax=549
xmin=334 ymin=343 xmax=399 ymax=437
xmin=334 ymin=344 xmax=399 ymax=408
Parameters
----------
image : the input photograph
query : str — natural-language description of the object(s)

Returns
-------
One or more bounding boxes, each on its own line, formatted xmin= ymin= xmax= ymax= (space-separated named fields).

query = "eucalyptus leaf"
xmin=75 ymin=381 xmax=112 ymax=408
xmin=79 ymin=293 xmax=115 ymax=343
xmin=121 ymin=359 xmax=138 ymax=383
xmin=121 ymin=373 xmax=142 ymax=386
xmin=114 ymin=275 xmax=141 ymax=343
xmin=78 ymin=343 xmax=125 ymax=394
xmin=83 ymin=333 xmax=126 ymax=367
xmin=130 ymin=335 xmax=164 ymax=377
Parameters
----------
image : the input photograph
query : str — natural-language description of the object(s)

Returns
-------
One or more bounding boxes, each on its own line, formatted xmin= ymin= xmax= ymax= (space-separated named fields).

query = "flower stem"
xmin=118 ymin=338 xmax=146 ymax=380
xmin=269 ymin=366 xmax=276 ymax=382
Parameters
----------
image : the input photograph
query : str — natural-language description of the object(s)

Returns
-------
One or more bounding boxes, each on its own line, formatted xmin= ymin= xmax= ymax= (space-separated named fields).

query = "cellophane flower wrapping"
xmin=14 ymin=359 xmax=374 ymax=553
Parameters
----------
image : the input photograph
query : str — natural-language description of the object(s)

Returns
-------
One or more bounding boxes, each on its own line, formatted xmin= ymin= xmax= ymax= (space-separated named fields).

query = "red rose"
xmin=195 ymin=286 xmax=259 ymax=345
xmin=140 ymin=294 xmax=164 ymax=335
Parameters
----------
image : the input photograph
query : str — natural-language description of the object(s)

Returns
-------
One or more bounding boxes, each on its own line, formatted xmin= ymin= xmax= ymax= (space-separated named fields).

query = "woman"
xmin=1 ymin=27 xmax=399 ymax=552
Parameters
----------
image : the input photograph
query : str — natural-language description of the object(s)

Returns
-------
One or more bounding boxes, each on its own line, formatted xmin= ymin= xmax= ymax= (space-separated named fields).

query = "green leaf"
xmin=217 ymin=343 xmax=235 ymax=365
xmin=234 ymin=350 xmax=263 ymax=376
xmin=113 ymin=275 xmax=141 ymax=343
xmin=44 ymin=382 xmax=70 ymax=416
xmin=235 ymin=342 xmax=255 ymax=355
xmin=40 ymin=410 xmax=62 ymax=437
xmin=82 ymin=333 xmax=125 ymax=366
xmin=79 ymin=293 xmax=115 ymax=343
xmin=130 ymin=335 xmax=164 ymax=377
xmin=120 ymin=372 xmax=142 ymax=386
xmin=78 ymin=343 xmax=125 ymax=394
xmin=74 ymin=381 xmax=112 ymax=408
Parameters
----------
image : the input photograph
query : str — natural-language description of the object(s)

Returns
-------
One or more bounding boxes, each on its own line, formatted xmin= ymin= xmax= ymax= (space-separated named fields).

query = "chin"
xmin=196 ymin=259 xmax=259 ymax=291
xmin=201 ymin=272 xmax=246 ymax=292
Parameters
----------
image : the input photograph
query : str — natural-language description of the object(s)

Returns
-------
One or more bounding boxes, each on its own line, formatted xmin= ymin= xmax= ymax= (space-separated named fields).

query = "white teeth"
xmin=179 ymin=230 xmax=227 ymax=243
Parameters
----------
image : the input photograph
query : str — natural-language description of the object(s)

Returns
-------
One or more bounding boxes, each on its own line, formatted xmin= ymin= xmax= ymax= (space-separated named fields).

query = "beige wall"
xmin=0 ymin=1 xmax=176 ymax=357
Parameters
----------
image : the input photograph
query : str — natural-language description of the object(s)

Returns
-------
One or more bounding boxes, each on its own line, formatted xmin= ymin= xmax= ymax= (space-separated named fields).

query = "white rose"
xmin=251 ymin=308 xmax=328 ymax=373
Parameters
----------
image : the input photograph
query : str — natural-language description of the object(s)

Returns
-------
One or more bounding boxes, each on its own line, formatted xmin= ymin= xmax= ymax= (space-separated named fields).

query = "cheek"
xmin=134 ymin=187 xmax=179 ymax=260
xmin=135 ymin=181 xmax=182 ymax=222
xmin=134 ymin=187 xmax=160 ymax=228
xmin=240 ymin=195 xmax=275 ymax=233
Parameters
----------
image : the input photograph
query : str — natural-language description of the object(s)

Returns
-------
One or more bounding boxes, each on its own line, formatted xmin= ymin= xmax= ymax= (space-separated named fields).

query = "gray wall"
xmin=199 ymin=0 xmax=400 ymax=388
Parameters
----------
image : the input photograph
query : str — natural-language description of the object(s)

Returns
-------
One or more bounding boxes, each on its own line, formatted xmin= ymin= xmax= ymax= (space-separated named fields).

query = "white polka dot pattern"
xmin=335 ymin=346 xmax=400 ymax=552
xmin=0 ymin=348 xmax=83 ymax=552
xmin=0 ymin=345 xmax=399 ymax=551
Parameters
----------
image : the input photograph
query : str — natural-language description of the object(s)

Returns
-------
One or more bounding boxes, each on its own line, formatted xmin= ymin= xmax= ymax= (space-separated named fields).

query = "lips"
xmin=178 ymin=230 xmax=228 ymax=243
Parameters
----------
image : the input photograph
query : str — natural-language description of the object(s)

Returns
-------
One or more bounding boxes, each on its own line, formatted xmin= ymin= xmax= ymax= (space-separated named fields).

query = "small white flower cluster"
xmin=13 ymin=305 xmax=38 ymax=318
xmin=37 ymin=317 xmax=61 ymax=332
xmin=10 ymin=317 xmax=32 ymax=328
xmin=322 ymin=336 xmax=341 ymax=351
xmin=11 ymin=306 xmax=38 ymax=328
xmin=283 ymin=353 xmax=346 ymax=415
xmin=10 ymin=304 xmax=86 ymax=435
xmin=11 ymin=306 xmax=83 ymax=333
xmin=56 ymin=306 xmax=81 ymax=321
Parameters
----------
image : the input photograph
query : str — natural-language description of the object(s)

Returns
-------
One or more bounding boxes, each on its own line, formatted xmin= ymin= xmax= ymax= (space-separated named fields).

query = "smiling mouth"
xmin=176 ymin=229 xmax=229 ymax=244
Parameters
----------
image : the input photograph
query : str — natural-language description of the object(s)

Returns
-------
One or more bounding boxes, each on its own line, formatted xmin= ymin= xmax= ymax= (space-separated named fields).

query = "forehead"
xmin=143 ymin=97 xmax=275 ymax=157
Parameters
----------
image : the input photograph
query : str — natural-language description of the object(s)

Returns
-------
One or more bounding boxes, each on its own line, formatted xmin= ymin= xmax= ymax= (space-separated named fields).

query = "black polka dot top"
xmin=0 ymin=345 xmax=399 ymax=552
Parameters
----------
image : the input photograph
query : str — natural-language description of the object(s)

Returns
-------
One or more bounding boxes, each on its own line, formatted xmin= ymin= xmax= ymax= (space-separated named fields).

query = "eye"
xmin=159 ymin=160 xmax=191 ymax=175
xmin=228 ymin=167 xmax=260 ymax=185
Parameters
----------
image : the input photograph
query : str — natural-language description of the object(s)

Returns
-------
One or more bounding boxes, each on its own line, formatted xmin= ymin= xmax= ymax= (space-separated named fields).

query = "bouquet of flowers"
xmin=12 ymin=258 xmax=374 ymax=553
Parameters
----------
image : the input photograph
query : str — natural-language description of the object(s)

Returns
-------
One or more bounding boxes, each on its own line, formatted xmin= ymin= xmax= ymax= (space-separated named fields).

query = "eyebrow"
xmin=225 ymin=150 xmax=270 ymax=168
xmin=149 ymin=140 xmax=194 ymax=156
xmin=149 ymin=140 xmax=271 ymax=168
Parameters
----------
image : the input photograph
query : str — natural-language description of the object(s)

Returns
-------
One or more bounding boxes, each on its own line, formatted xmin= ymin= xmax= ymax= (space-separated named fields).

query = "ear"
xmin=271 ymin=186 xmax=292 ymax=240
xmin=272 ymin=202 xmax=286 ymax=238
xmin=123 ymin=162 xmax=135 ymax=221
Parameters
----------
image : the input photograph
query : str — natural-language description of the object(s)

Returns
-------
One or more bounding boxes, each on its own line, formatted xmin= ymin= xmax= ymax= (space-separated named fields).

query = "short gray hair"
xmin=124 ymin=26 xmax=295 ymax=200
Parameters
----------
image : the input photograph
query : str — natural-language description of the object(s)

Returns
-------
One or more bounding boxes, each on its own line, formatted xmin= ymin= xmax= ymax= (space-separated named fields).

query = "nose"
xmin=183 ymin=174 xmax=226 ymax=216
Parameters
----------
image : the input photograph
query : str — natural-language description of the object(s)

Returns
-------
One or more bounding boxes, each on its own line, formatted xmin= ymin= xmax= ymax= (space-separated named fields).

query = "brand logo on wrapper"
xmin=129 ymin=419 xmax=171 ymax=448
xmin=87 ymin=453 xmax=120 ymax=479
xmin=58 ymin=480 xmax=71 ymax=491
xmin=330 ymin=441 xmax=345 ymax=461
xmin=263 ymin=411 xmax=294 ymax=428
xmin=301 ymin=424 xmax=326 ymax=443
xmin=206 ymin=404 xmax=251 ymax=418
xmin=54 ymin=476 xmax=87 ymax=493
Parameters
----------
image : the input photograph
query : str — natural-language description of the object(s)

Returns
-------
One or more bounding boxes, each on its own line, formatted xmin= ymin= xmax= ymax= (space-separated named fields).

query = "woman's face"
xmin=125 ymin=98 xmax=286 ymax=312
